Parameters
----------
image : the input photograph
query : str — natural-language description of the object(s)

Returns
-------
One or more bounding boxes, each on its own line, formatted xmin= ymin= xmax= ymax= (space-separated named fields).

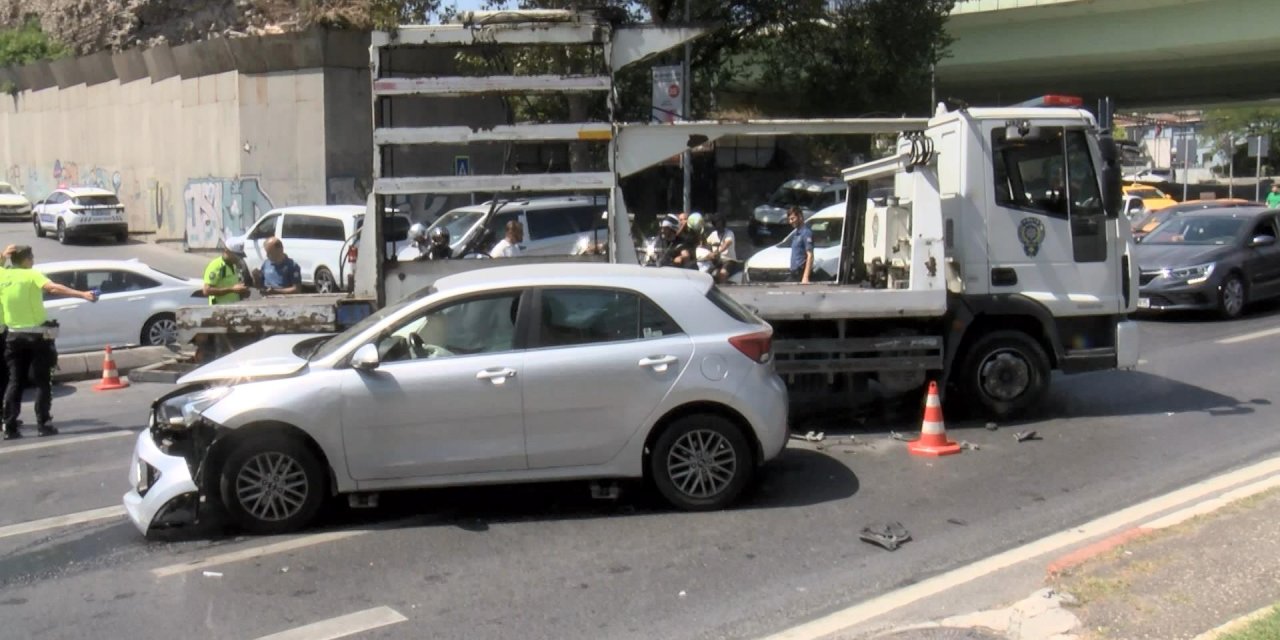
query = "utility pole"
xmin=1181 ymin=131 xmax=1190 ymax=202
xmin=681 ymin=0 xmax=692 ymax=215
xmin=1257 ymin=134 xmax=1264 ymax=202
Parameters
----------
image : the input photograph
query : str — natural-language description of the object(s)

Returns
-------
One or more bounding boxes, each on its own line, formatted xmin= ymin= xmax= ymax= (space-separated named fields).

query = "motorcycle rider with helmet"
xmin=398 ymin=223 xmax=454 ymax=261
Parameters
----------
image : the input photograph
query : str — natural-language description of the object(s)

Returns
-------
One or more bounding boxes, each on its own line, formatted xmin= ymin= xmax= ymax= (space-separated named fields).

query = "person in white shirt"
xmin=489 ymin=220 xmax=525 ymax=258
xmin=705 ymin=214 xmax=739 ymax=283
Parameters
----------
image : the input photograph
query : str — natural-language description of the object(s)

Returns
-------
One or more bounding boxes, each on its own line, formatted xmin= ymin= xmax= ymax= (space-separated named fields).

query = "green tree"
xmin=1202 ymin=107 xmax=1280 ymax=177
xmin=0 ymin=16 xmax=69 ymax=67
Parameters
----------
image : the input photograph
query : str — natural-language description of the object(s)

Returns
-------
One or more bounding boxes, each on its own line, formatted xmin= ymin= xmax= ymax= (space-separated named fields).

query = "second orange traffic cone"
xmin=92 ymin=345 xmax=129 ymax=391
xmin=907 ymin=381 xmax=960 ymax=457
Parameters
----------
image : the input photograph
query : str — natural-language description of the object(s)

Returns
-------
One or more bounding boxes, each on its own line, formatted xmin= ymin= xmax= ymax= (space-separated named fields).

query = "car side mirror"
xmin=1249 ymin=235 xmax=1276 ymax=248
xmin=351 ymin=343 xmax=381 ymax=370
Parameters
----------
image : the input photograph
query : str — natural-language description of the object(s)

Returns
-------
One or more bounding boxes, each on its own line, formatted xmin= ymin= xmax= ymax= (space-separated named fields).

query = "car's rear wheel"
xmin=32 ymin=215 xmax=44 ymax=238
xmin=141 ymin=313 xmax=178 ymax=346
xmin=650 ymin=414 xmax=754 ymax=511
xmin=1218 ymin=273 xmax=1246 ymax=319
xmin=56 ymin=220 xmax=67 ymax=244
xmin=314 ymin=267 xmax=337 ymax=293
xmin=219 ymin=434 xmax=326 ymax=535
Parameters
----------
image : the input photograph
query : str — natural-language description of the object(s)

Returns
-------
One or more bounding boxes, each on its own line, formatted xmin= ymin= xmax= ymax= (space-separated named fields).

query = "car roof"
xmin=267 ymin=205 xmax=365 ymax=219
xmin=445 ymin=195 xmax=607 ymax=215
xmin=34 ymin=259 xmax=186 ymax=275
xmin=1180 ymin=206 xmax=1271 ymax=219
xmin=58 ymin=187 xmax=116 ymax=197
xmin=434 ymin=263 xmax=712 ymax=295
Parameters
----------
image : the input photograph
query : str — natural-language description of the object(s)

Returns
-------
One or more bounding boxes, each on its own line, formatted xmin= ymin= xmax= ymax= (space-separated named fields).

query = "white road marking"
xmin=151 ymin=529 xmax=369 ymax=578
xmin=0 ymin=462 xmax=121 ymax=490
xmin=0 ymin=430 xmax=133 ymax=456
xmin=761 ymin=454 xmax=1280 ymax=640
xmin=0 ymin=506 xmax=125 ymax=540
xmin=1216 ymin=326 xmax=1280 ymax=345
xmin=253 ymin=606 xmax=407 ymax=640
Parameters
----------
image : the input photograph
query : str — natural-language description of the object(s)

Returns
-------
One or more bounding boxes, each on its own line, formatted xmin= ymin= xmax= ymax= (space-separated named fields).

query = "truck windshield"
xmin=308 ymin=286 xmax=436 ymax=361
xmin=767 ymin=186 xmax=827 ymax=210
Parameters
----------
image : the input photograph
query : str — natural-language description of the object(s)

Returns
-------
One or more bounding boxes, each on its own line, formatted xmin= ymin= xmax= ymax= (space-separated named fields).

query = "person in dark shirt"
xmin=258 ymin=237 xmax=302 ymax=295
xmin=787 ymin=207 xmax=814 ymax=283
xmin=656 ymin=214 xmax=696 ymax=269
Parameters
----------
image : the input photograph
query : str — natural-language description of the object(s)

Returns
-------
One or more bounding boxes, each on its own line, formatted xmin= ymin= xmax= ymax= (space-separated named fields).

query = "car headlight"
xmin=1164 ymin=262 xmax=1214 ymax=285
xmin=157 ymin=387 xmax=231 ymax=429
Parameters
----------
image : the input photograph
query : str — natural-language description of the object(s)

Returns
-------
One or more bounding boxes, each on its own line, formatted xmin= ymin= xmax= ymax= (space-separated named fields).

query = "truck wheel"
xmin=960 ymin=331 xmax=1050 ymax=420
xmin=33 ymin=215 xmax=44 ymax=238
xmin=650 ymin=414 xmax=754 ymax=511
xmin=219 ymin=434 xmax=327 ymax=535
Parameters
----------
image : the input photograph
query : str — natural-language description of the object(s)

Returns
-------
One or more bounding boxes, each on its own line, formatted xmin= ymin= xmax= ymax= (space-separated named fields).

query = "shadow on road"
xmin=1040 ymin=369 xmax=1267 ymax=419
xmin=1136 ymin=297 xmax=1280 ymax=325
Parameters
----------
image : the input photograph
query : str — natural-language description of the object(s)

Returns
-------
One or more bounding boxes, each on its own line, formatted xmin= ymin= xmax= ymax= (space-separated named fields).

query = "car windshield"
xmin=75 ymin=195 xmax=120 ymax=207
xmin=0 ymin=184 xmax=14 ymax=195
xmin=767 ymin=185 xmax=827 ymax=210
xmin=774 ymin=217 xmax=844 ymax=249
xmin=308 ymin=287 xmax=435 ymax=361
xmin=429 ymin=210 xmax=484 ymax=241
xmin=1143 ymin=216 xmax=1246 ymax=245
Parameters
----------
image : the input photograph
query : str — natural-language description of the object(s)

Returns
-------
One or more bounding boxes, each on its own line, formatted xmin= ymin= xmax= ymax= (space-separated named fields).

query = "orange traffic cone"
xmin=907 ymin=381 xmax=960 ymax=457
xmin=92 ymin=346 xmax=130 ymax=391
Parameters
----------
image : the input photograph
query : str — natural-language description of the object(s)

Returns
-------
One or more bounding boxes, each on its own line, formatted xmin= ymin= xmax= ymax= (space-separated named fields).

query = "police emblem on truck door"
xmin=1017 ymin=217 xmax=1046 ymax=257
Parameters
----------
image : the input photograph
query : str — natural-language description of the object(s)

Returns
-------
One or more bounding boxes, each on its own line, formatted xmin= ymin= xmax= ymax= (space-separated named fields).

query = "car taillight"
xmin=729 ymin=330 xmax=772 ymax=364
xmin=346 ymin=246 xmax=358 ymax=263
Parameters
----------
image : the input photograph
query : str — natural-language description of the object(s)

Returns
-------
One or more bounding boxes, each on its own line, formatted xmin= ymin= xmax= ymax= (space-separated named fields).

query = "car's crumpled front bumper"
xmin=123 ymin=429 xmax=199 ymax=535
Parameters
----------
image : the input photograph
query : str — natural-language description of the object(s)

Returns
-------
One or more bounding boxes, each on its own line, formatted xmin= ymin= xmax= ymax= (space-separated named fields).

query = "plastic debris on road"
xmin=859 ymin=522 xmax=912 ymax=551
xmin=202 ymin=571 xmax=223 ymax=578
xmin=1014 ymin=430 xmax=1040 ymax=442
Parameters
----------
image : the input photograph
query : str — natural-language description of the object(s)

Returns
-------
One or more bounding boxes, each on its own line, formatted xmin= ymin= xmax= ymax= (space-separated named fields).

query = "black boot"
xmin=36 ymin=423 xmax=57 ymax=437
xmin=2 ymin=423 xmax=20 ymax=440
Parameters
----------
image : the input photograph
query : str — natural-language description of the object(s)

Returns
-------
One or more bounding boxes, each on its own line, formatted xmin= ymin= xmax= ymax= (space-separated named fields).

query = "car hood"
xmin=1135 ymin=243 xmax=1234 ymax=270
xmin=0 ymin=195 xmax=30 ymax=207
xmin=178 ymin=334 xmax=327 ymax=385
xmin=746 ymin=244 xmax=841 ymax=271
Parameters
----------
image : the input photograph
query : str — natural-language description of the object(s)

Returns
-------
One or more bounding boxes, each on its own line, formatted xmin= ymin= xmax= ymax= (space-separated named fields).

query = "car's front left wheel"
xmin=650 ymin=414 xmax=755 ymax=511
xmin=219 ymin=434 xmax=327 ymax=535
xmin=32 ymin=215 xmax=44 ymax=238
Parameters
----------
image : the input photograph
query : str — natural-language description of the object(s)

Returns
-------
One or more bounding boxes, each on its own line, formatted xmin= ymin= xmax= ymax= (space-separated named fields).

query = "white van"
xmin=235 ymin=206 xmax=409 ymax=292
xmin=428 ymin=196 xmax=607 ymax=257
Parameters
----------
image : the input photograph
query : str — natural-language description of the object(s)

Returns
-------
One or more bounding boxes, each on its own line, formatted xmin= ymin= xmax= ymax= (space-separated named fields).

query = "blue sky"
xmin=450 ymin=0 xmax=493 ymax=11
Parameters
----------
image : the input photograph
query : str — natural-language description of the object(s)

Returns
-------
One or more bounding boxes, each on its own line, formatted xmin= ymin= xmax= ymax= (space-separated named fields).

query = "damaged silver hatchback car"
xmin=123 ymin=263 xmax=789 ymax=535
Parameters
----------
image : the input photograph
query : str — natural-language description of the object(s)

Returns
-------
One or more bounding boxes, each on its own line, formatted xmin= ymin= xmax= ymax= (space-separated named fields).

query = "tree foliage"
xmin=0 ymin=16 xmax=69 ymax=67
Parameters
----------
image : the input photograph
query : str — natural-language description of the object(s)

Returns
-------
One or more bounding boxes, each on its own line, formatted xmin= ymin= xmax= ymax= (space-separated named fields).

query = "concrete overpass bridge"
xmin=938 ymin=0 xmax=1279 ymax=109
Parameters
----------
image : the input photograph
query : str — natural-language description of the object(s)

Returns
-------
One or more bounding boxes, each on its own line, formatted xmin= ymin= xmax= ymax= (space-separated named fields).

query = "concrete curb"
xmin=1193 ymin=603 xmax=1280 ymax=640
xmin=54 ymin=346 xmax=179 ymax=383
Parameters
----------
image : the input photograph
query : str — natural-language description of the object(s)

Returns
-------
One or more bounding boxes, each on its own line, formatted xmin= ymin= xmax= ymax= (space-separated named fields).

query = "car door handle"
xmin=638 ymin=355 xmax=678 ymax=372
xmin=476 ymin=367 xmax=516 ymax=384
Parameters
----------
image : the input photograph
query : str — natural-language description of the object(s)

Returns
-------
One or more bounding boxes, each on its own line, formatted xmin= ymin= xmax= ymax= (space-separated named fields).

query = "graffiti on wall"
xmin=183 ymin=177 xmax=274 ymax=250
xmin=326 ymin=176 xmax=371 ymax=206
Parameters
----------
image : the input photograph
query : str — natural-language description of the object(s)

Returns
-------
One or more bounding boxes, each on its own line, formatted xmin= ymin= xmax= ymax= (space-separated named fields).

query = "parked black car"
xmin=1136 ymin=206 xmax=1280 ymax=319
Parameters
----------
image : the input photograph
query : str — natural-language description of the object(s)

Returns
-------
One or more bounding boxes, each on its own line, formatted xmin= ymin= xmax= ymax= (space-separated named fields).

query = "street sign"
xmin=1248 ymin=135 xmax=1270 ymax=158
xmin=455 ymin=156 xmax=471 ymax=176
xmin=651 ymin=65 xmax=684 ymax=124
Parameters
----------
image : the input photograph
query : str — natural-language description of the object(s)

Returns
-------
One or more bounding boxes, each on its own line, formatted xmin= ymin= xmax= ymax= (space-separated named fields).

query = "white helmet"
xmin=409 ymin=222 xmax=428 ymax=241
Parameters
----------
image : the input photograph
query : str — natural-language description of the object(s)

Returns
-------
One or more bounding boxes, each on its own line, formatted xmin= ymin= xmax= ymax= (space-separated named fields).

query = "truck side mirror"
xmin=1097 ymin=132 xmax=1122 ymax=219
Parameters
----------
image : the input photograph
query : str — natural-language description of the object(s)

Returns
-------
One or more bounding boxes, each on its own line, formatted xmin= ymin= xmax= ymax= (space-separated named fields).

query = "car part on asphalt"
xmin=859 ymin=522 xmax=912 ymax=551
xmin=1014 ymin=430 xmax=1040 ymax=442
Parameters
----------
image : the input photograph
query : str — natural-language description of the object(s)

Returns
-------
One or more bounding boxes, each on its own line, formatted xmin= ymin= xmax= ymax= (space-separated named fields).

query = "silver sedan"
xmin=124 ymin=263 xmax=789 ymax=535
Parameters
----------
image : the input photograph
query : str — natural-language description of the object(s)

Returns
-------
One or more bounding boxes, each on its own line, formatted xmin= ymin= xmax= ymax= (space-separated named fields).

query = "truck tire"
xmin=959 ymin=331 xmax=1050 ymax=420
xmin=218 ymin=434 xmax=327 ymax=535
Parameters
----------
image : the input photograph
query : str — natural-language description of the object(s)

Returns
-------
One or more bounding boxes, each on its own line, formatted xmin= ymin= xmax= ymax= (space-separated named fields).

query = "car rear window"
xmin=75 ymin=195 xmax=120 ymax=207
xmin=707 ymin=287 xmax=764 ymax=325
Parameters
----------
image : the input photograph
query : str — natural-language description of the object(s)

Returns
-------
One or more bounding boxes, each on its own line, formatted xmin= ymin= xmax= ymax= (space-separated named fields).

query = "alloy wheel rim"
xmin=148 ymin=319 xmax=178 ymax=345
xmin=978 ymin=349 xmax=1031 ymax=401
xmin=1224 ymin=279 xmax=1244 ymax=315
xmin=235 ymin=452 xmax=309 ymax=522
xmin=666 ymin=429 xmax=737 ymax=499
xmin=316 ymin=273 xmax=335 ymax=293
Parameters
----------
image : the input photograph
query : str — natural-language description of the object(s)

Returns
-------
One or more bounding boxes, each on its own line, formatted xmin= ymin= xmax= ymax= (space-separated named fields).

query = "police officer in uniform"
xmin=0 ymin=246 xmax=97 ymax=439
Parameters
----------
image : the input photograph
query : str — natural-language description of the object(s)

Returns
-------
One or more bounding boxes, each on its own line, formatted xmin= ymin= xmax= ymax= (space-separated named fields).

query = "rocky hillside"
xmin=0 ymin=0 xmax=314 ymax=55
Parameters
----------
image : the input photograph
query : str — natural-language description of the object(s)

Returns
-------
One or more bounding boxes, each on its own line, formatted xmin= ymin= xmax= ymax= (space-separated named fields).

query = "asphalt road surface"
xmin=1 ymin=222 xmax=1279 ymax=639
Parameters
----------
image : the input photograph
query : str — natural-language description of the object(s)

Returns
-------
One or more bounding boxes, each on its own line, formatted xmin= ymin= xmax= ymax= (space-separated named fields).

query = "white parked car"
xmin=0 ymin=181 xmax=33 ymax=221
xmin=38 ymin=260 xmax=204 ymax=352
xmin=124 ymin=263 xmax=789 ymax=535
xmin=33 ymin=187 xmax=129 ymax=244
xmin=232 ymin=206 xmax=410 ymax=293
xmin=743 ymin=202 xmax=847 ymax=283
xmin=428 ymin=196 xmax=607 ymax=258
